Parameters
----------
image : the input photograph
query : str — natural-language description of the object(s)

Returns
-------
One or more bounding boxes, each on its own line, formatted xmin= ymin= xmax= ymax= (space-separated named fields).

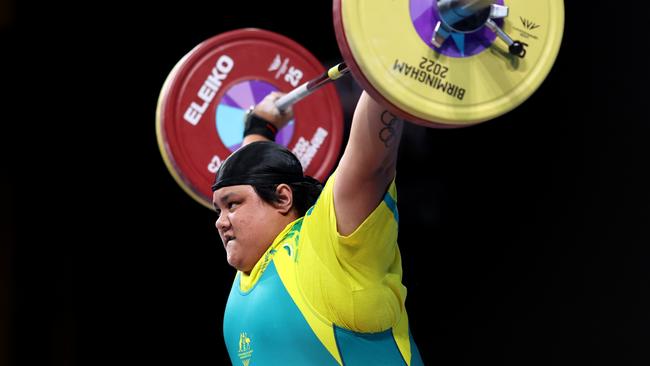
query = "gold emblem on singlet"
xmin=238 ymin=332 xmax=253 ymax=365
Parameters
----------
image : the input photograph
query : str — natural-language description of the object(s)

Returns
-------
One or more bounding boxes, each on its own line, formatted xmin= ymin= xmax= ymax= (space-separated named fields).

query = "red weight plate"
xmin=157 ymin=28 xmax=344 ymax=210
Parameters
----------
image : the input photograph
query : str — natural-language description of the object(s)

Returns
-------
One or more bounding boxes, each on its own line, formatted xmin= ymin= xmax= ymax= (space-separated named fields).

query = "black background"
xmin=2 ymin=1 xmax=649 ymax=365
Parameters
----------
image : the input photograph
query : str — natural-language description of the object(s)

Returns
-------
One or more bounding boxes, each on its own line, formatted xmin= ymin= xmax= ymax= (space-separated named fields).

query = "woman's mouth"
xmin=223 ymin=235 xmax=236 ymax=247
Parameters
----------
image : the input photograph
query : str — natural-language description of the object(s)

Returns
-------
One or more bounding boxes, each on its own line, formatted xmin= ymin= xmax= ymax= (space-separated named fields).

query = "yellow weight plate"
xmin=334 ymin=0 xmax=564 ymax=127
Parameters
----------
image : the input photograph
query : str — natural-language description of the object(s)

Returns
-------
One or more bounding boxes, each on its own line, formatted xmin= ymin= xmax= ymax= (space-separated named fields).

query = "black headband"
xmin=212 ymin=141 xmax=312 ymax=192
xmin=212 ymin=173 xmax=311 ymax=191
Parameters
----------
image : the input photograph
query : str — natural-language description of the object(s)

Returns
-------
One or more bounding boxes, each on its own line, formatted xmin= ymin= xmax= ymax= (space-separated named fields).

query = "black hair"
xmin=252 ymin=180 xmax=323 ymax=217
xmin=211 ymin=141 xmax=324 ymax=215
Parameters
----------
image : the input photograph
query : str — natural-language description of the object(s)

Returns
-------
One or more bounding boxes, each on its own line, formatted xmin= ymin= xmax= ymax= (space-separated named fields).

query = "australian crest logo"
xmin=238 ymin=332 xmax=253 ymax=365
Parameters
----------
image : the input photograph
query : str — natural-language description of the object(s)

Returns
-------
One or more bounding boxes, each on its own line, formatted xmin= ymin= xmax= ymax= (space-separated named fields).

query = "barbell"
xmin=156 ymin=0 xmax=564 ymax=209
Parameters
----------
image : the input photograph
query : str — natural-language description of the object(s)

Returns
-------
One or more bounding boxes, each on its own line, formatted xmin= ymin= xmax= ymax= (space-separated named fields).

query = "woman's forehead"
xmin=213 ymin=185 xmax=255 ymax=201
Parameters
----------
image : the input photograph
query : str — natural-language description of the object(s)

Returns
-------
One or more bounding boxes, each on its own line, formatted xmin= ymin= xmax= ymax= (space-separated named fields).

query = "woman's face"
xmin=213 ymin=185 xmax=281 ymax=273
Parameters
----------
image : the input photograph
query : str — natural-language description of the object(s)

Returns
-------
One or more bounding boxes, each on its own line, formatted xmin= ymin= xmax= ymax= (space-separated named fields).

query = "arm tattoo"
xmin=379 ymin=111 xmax=401 ymax=148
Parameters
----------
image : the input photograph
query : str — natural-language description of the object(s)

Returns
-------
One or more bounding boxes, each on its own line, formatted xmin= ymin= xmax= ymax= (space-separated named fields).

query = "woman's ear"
xmin=274 ymin=184 xmax=294 ymax=215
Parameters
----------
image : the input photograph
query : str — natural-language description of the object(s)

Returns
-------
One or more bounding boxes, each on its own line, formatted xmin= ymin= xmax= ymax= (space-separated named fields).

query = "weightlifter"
xmin=212 ymin=90 xmax=424 ymax=365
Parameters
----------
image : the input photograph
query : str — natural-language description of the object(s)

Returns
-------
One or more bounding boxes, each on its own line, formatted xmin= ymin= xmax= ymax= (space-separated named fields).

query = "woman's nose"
xmin=215 ymin=212 xmax=229 ymax=231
